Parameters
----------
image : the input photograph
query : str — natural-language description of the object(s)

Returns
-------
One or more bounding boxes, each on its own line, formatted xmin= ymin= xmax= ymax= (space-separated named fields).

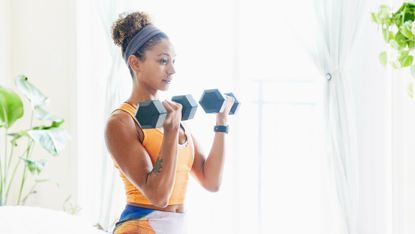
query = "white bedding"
xmin=0 ymin=206 xmax=107 ymax=234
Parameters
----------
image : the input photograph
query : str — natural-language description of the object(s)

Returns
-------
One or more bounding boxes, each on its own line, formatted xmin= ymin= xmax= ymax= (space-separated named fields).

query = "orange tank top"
xmin=113 ymin=102 xmax=194 ymax=205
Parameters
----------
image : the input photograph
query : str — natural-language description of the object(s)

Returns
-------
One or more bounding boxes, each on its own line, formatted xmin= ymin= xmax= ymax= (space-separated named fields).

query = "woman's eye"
xmin=160 ymin=58 xmax=168 ymax=65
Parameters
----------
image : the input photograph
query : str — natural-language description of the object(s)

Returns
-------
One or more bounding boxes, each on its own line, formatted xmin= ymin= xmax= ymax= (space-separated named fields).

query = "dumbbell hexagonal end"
xmin=199 ymin=89 xmax=225 ymax=113
xmin=172 ymin=94 xmax=198 ymax=121
xmin=224 ymin=92 xmax=240 ymax=115
xmin=136 ymin=100 xmax=167 ymax=129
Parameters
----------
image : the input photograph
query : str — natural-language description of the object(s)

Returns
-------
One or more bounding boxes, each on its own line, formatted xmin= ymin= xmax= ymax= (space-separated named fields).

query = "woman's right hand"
xmin=162 ymin=100 xmax=182 ymax=133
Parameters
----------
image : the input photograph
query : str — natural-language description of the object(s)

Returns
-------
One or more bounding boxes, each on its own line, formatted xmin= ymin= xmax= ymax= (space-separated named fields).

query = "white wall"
xmin=7 ymin=0 xmax=78 ymax=210
xmin=389 ymin=69 xmax=415 ymax=234
xmin=0 ymin=0 xmax=11 ymax=85
xmin=401 ymin=79 xmax=415 ymax=234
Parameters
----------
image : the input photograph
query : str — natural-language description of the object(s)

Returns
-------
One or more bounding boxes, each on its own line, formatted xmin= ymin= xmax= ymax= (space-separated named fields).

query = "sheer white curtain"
xmin=77 ymin=0 xmax=132 ymax=231
xmin=95 ymin=0 xmax=132 ymax=230
xmin=310 ymin=0 xmax=365 ymax=233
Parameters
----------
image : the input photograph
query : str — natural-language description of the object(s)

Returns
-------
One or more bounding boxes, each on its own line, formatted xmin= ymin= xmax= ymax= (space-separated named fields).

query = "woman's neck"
xmin=126 ymin=82 xmax=159 ymax=107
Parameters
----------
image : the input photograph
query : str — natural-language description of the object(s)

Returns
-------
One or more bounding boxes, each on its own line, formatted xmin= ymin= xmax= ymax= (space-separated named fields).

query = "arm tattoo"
xmin=148 ymin=157 xmax=163 ymax=176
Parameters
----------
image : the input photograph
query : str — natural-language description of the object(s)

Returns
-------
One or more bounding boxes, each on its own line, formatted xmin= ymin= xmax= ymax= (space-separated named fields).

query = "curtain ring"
xmin=325 ymin=73 xmax=332 ymax=81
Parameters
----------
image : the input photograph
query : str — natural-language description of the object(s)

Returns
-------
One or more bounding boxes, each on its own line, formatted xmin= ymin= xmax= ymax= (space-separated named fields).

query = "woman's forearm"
xmin=203 ymin=131 xmax=227 ymax=191
xmin=202 ymin=116 xmax=228 ymax=191
xmin=144 ymin=130 xmax=179 ymax=207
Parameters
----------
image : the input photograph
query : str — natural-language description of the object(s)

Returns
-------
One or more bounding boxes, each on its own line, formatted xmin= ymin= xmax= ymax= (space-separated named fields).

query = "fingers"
xmin=162 ymin=100 xmax=182 ymax=123
xmin=162 ymin=100 xmax=182 ymax=112
xmin=220 ymin=95 xmax=234 ymax=114
xmin=225 ymin=95 xmax=235 ymax=107
xmin=162 ymin=100 xmax=174 ymax=113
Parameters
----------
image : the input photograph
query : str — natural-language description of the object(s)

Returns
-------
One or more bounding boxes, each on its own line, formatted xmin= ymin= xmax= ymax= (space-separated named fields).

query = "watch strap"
xmin=214 ymin=125 xmax=229 ymax=133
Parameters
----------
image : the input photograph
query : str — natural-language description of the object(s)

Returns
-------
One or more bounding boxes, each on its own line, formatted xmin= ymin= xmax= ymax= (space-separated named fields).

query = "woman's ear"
xmin=128 ymin=55 xmax=141 ymax=73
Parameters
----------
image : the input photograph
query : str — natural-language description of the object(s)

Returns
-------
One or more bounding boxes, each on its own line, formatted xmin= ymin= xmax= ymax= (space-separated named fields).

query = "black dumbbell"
xmin=135 ymin=100 xmax=167 ymax=129
xmin=199 ymin=89 xmax=240 ymax=115
xmin=135 ymin=95 xmax=198 ymax=129
xmin=172 ymin=94 xmax=198 ymax=120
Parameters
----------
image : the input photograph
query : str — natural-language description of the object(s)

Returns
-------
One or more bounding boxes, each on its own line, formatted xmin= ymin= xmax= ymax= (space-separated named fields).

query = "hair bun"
xmin=112 ymin=11 xmax=152 ymax=49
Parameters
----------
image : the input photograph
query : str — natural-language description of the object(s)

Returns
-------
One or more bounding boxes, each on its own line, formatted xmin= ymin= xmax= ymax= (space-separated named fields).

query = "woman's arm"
xmin=105 ymin=101 xmax=182 ymax=208
xmin=191 ymin=96 xmax=234 ymax=192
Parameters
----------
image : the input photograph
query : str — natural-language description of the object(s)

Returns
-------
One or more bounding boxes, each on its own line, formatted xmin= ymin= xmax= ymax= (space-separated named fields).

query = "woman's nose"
xmin=168 ymin=63 xmax=176 ymax=75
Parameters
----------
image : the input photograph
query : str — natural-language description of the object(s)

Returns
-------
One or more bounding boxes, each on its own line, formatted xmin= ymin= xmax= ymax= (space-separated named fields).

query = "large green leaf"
xmin=15 ymin=75 xmax=48 ymax=109
xmin=395 ymin=32 xmax=408 ymax=47
xmin=377 ymin=5 xmax=392 ymax=25
xmin=390 ymin=39 xmax=400 ymax=49
xmin=399 ymin=50 xmax=414 ymax=67
xmin=27 ymin=128 xmax=70 ymax=156
xmin=393 ymin=3 xmax=415 ymax=26
xmin=400 ymin=21 xmax=414 ymax=39
xmin=0 ymin=86 xmax=24 ymax=128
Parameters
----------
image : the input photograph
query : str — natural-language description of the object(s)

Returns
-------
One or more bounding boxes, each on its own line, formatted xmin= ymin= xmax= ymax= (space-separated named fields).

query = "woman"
xmin=105 ymin=11 xmax=234 ymax=234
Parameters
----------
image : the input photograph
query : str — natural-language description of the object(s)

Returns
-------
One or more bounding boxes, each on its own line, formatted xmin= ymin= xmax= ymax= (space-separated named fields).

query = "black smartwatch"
xmin=214 ymin=125 xmax=229 ymax=134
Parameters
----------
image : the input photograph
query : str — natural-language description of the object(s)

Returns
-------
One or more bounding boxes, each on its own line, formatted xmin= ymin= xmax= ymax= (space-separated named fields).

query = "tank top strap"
xmin=114 ymin=102 xmax=142 ymax=129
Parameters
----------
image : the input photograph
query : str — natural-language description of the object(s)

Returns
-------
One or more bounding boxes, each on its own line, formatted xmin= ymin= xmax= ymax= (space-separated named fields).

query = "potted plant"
xmin=0 ymin=75 xmax=70 ymax=205
xmin=372 ymin=2 xmax=415 ymax=96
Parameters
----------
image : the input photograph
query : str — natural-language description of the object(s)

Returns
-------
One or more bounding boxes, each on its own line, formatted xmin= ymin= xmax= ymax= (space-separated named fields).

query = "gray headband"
xmin=123 ymin=25 xmax=165 ymax=63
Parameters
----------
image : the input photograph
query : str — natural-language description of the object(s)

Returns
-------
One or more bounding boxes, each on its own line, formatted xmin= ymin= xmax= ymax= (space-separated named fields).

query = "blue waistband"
xmin=117 ymin=204 xmax=154 ymax=225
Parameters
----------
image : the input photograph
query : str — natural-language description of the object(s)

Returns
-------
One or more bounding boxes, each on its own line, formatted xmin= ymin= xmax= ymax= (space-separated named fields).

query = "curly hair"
xmin=111 ymin=11 xmax=168 ymax=61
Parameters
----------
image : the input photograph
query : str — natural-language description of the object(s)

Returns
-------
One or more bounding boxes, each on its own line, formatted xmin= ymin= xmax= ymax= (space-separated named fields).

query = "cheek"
xmin=146 ymin=66 xmax=164 ymax=81
xmin=143 ymin=62 xmax=165 ymax=78
xmin=144 ymin=65 xmax=158 ymax=76
xmin=155 ymin=65 xmax=167 ymax=75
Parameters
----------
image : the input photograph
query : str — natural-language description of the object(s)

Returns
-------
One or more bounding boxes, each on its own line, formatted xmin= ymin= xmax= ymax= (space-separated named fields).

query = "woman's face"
xmin=137 ymin=38 xmax=176 ymax=91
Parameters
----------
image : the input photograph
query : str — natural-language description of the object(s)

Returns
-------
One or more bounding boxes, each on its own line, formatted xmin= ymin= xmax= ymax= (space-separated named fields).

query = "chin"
xmin=159 ymin=86 xmax=170 ymax=91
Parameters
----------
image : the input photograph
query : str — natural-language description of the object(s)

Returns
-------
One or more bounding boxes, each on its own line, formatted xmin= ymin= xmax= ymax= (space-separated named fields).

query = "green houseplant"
xmin=372 ymin=2 xmax=415 ymax=96
xmin=0 ymin=75 xmax=70 ymax=205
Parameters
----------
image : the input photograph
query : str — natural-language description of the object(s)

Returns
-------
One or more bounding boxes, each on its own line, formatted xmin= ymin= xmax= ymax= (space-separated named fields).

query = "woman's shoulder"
xmin=106 ymin=110 xmax=136 ymax=135
xmin=106 ymin=109 xmax=145 ymax=144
